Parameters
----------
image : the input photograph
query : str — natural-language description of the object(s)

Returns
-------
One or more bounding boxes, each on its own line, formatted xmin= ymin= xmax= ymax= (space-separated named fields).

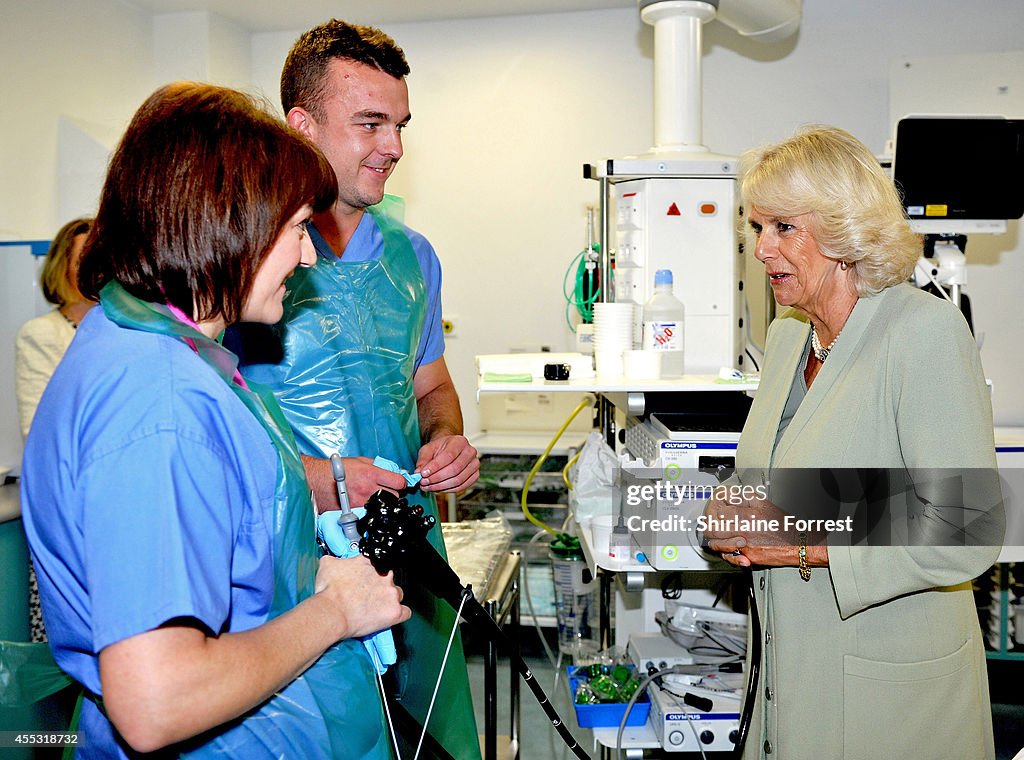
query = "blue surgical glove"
xmin=372 ymin=456 xmax=423 ymax=487
xmin=317 ymin=508 xmax=361 ymax=556
xmin=316 ymin=509 xmax=398 ymax=675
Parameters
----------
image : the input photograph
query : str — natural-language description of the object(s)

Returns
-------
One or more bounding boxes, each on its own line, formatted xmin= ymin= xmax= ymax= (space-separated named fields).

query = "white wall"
xmin=0 ymin=0 xmax=154 ymax=238
xmin=0 ymin=1 xmax=253 ymax=237
xmin=0 ymin=0 xmax=256 ymax=467
xmin=154 ymin=11 xmax=252 ymax=89
xmin=3 ymin=0 xmax=1023 ymax=450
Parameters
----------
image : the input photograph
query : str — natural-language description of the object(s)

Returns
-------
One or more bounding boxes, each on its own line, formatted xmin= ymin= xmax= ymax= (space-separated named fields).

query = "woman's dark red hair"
xmin=79 ymin=82 xmax=337 ymax=324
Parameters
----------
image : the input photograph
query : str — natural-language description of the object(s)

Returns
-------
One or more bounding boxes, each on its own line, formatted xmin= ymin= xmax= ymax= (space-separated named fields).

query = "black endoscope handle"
xmin=358 ymin=491 xmax=592 ymax=760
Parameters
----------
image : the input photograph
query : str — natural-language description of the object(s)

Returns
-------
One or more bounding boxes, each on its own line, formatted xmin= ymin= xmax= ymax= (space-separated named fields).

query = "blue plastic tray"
xmin=567 ymin=666 xmax=651 ymax=728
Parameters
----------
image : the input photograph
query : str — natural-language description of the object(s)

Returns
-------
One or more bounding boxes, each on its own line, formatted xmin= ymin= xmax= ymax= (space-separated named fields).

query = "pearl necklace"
xmin=810 ymin=325 xmax=839 ymax=362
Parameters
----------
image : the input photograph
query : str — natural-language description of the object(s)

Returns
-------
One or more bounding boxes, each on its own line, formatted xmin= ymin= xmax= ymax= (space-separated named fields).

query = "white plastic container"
xmin=642 ymin=269 xmax=685 ymax=376
xmin=622 ymin=349 xmax=663 ymax=380
xmin=589 ymin=514 xmax=615 ymax=553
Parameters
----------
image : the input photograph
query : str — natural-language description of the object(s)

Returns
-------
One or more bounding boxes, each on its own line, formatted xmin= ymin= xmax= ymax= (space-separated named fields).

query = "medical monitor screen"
xmin=893 ymin=117 xmax=1024 ymax=221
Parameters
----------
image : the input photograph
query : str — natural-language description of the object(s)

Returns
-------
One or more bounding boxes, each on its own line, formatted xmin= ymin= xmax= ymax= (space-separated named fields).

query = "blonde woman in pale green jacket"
xmin=703 ymin=125 xmax=1001 ymax=760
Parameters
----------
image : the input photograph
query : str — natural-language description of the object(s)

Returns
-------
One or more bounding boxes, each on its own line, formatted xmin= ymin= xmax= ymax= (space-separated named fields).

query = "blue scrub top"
xmin=20 ymin=307 xmax=344 ymax=759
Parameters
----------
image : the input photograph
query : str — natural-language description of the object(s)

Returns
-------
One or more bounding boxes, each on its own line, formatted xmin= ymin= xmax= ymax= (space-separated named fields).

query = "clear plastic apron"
xmin=239 ymin=202 xmax=479 ymax=759
xmin=100 ymin=283 xmax=392 ymax=759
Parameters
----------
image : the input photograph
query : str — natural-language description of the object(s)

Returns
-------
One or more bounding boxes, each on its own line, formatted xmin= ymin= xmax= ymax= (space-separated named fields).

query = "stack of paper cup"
xmin=592 ymin=302 xmax=635 ymax=378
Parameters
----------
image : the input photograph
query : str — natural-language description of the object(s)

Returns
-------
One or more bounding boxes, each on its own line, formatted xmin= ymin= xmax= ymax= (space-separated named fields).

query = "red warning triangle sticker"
xmin=666 ymin=202 xmax=681 ymax=216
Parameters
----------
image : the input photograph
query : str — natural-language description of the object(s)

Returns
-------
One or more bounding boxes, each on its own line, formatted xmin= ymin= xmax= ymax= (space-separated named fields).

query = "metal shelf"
xmin=478 ymin=375 xmax=757 ymax=395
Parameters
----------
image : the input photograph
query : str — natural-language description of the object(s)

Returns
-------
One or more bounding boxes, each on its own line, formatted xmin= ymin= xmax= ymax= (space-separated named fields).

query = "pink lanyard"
xmin=163 ymin=300 xmax=250 ymax=390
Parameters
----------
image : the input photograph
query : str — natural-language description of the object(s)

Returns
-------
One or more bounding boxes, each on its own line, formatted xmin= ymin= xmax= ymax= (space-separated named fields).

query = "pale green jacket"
xmin=738 ymin=283 xmax=1000 ymax=760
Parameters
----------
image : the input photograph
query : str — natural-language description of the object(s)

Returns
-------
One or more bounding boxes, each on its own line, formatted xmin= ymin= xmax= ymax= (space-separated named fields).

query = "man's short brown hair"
xmin=280 ymin=19 xmax=410 ymax=121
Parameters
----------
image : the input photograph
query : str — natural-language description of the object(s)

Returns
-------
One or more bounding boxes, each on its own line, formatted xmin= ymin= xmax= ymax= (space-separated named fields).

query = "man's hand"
xmin=413 ymin=357 xmax=478 ymax=493
xmin=302 ymin=455 xmax=409 ymax=510
xmin=415 ymin=434 xmax=480 ymax=492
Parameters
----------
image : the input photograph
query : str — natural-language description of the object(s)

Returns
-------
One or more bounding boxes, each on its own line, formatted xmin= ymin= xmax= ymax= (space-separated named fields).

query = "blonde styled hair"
xmin=41 ymin=217 xmax=92 ymax=306
xmin=739 ymin=125 xmax=921 ymax=296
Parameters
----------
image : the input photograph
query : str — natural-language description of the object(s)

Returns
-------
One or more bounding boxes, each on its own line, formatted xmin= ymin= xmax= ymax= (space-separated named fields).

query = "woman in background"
xmin=14 ymin=216 xmax=93 ymax=643
xmin=15 ymin=216 xmax=94 ymax=440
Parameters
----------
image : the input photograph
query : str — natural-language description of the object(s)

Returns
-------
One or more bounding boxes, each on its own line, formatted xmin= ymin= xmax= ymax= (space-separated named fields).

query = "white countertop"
xmin=478 ymin=374 xmax=758 ymax=396
xmin=469 ymin=430 xmax=590 ymax=456
xmin=995 ymin=427 xmax=1024 ymax=447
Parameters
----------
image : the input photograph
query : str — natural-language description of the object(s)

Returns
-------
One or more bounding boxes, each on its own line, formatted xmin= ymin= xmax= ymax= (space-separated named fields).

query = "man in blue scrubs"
xmin=232 ymin=19 xmax=481 ymax=760
xmin=237 ymin=20 xmax=479 ymax=509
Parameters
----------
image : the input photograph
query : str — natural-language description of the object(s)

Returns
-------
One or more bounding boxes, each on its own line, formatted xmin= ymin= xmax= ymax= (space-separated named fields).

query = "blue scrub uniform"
xmin=21 ymin=291 xmax=391 ymax=760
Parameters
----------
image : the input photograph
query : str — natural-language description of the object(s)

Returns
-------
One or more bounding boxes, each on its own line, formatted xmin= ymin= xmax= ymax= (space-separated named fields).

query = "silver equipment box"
xmin=621 ymin=415 xmax=739 ymax=571
xmin=648 ymin=680 xmax=740 ymax=753
xmin=624 ymin=412 xmax=740 ymax=468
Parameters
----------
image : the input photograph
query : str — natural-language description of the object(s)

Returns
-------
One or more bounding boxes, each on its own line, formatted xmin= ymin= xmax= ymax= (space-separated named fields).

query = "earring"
xmin=839 ymin=261 xmax=849 ymax=271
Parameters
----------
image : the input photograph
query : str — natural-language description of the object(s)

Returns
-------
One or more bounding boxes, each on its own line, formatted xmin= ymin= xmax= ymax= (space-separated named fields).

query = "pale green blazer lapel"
xmin=771 ymin=291 xmax=885 ymax=468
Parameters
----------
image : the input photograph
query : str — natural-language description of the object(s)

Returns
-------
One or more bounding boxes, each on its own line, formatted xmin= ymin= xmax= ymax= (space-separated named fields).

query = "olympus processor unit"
xmin=620 ymin=459 xmax=724 ymax=571
xmin=624 ymin=411 xmax=741 ymax=470
xmin=621 ymin=398 xmax=749 ymax=571
xmin=648 ymin=681 xmax=741 ymax=753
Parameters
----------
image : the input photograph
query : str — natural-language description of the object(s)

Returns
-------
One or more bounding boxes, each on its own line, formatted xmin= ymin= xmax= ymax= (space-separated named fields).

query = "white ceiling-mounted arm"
xmin=637 ymin=0 xmax=802 ymax=156
xmin=639 ymin=0 xmax=717 ymax=154
xmin=715 ymin=0 xmax=802 ymax=43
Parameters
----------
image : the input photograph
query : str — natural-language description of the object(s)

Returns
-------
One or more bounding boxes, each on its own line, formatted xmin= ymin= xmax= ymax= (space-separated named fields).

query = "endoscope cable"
xmin=412 ymin=590 xmax=469 ymax=760
xmin=732 ymin=569 xmax=760 ymax=759
xmin=371 ymin=645 xmax=403 ymax=760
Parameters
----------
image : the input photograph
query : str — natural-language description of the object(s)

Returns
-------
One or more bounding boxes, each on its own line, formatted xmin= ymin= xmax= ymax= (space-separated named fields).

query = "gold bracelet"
xmin=798 ymin=531 xmax=811 ymax=581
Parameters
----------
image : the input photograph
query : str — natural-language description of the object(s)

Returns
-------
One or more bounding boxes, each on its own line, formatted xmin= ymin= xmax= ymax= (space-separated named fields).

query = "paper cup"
xmin=622 ymin=349 xmax=663 ymax=380
xmin=590 ymin=514 xmax=615 ymax=554
xmin=594 ymin=349 xmax=623 ymax=378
